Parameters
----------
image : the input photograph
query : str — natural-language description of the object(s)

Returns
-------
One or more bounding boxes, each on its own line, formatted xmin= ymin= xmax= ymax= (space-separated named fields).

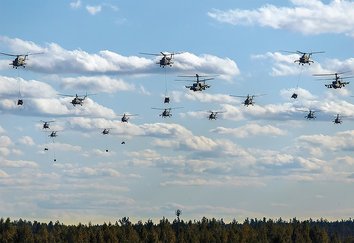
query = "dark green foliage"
xmin=0 ymin=217 xmax=354 ymax=242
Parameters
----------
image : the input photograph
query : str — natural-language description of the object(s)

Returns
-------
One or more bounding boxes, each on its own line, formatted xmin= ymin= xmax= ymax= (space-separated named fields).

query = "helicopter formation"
xmin=0 ymin=46 xmax=353 ymax=162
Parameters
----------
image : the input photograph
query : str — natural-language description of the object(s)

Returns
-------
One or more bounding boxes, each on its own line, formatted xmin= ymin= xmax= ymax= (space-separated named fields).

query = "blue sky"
xmin=0 ymin=0 xmax=353 ymax=224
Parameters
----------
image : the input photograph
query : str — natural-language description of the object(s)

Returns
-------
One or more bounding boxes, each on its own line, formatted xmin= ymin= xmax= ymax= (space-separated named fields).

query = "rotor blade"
xmin=170 ymin=107 xmax=184 ymax=110
xmin=310 ymin=51 xmax=325 ymax=54
xmin=199 ymin=78 xmax=215 ymax=82
xmin=27 ymin=52 xmax=44 ymax=56
xmin=296 ymin=50 xmax=306 ymax=54
xmin=58 ymin=94 xmax=75 ymax=97
xmin=313 ymin=73 xmax=336 ymax=76
xmin=0 ymin=52 xmax=19 ymax=57
xmin=139 ymin=52 xmax=160 ymax=56
xmin=120 ymin=114 xmax=138 ymax=116
xmin=151 ymin=107 xmax=164 ymax=110
xmin=280 ymin=50 xmax=298 ymax=54
xmin=229 ymin=95 xmax=247 ymax=98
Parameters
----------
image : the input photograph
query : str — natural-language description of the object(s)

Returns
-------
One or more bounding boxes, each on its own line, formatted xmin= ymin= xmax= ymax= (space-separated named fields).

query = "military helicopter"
xmin=49 ymin=131 xmax=58 ymax=138
xmin=333 ymin=114 xmax=343 ymax=124
xmin=300 ymin=109 xmax=319 ymax=120
xmin=40 ymin=120 xmax=55 ymax=129
xmin=151 ymin=107 xmax=183 ymax=118
xmin=101 ymin=128 xmax=112 ymax=135
xmin=0 ymin=52 xmax=43 ymax=68
xmin=313 ymin=71 xmax=352 ymax=89
xmin=60 ymin=93 xmax=94 ymax=106
xmin=177 ymin=74 xmax=215 ymax=92
xmin=282 ymin=50 xmax=324 ymax=65
xmin=120 ymin=113 xmax=138 ymax=123
xmin=229 ymin=94 xmax=265 ymax=106
xmin=140 ymin=52 xmax=182 ymax=67
xmin=208 ymin=110 xmax=224 ymax=120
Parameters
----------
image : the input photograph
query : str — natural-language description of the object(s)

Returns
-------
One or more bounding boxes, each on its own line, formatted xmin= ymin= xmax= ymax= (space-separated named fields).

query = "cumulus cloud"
xmin=171 ymin=90 xmax=239 ymax=104
xmin=61 ymin=76 xmax=135 ymax=93
xmin=211 ymin=123 xmax=287 ymax=138
xmin=208 ymin=0 xmax=354 ymax=37
xmin=297 ymin=130 xmax=354 ymax=152
xmin=0 ymin=76 xmax=57 ymax=99
xmin=0 ymin=36 xmax=240 ymax=79
xmin=86 ymin=5 xmax=102 ymax=15
xmin=70 ymin=0 xmax=81 ymax=9
xmin=0 ymin=159 xmax=38 ymax=168
xmin=0 ymin=77 xmax=118 ymax=118
xmin=18 ymin=136 xmax=35 ymax=146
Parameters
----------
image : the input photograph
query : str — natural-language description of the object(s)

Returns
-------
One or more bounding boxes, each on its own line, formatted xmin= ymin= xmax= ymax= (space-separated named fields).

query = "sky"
xmin=0 ymin=0 xmax=353 ymax=224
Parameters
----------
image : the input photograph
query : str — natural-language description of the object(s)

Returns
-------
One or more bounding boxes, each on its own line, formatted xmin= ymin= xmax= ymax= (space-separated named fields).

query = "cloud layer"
xmin=208 ymin=0 xmax=354 ymax=37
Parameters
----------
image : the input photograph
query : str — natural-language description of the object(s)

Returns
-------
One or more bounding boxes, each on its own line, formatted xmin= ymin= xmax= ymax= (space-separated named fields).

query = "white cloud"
xmin=64 ymin=167 xmax=121 ymax=178
xmin=86 ymin=5 xmax=102 ymax=15
xmin=171 ymin=90 xmax=239 ymax=104
xmin=174 ymin=52 xmax=240 ymax=80
xmin=18 ymin=136 xmax=35 ymax=146
xmin=0 ymin=37 xmax=240 ymax=79
xmin=0 ymin=169 xmax=9 ymax=177
xmin=0 ymin=76 xmax=57 ymax=99
xmin=70 ymin=0 xmax=81 ymax=9
xmin=297 ymin=130 xmax=354 ymax=152
xmin=211 ymin=123 xmax=287 ymax=138
xmin=208 ymin=0 xmax=354 ymax=37
xmin=0 ymin=159 xmax=38 ymax=168
xmin=61 ymin=76 xmax=135 ymax=93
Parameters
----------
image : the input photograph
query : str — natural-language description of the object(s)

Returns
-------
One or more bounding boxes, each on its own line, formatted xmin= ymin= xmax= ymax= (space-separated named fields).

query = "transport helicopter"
xmin=49 ymin=131 xmax=58 ymax=138
xmin=333 ymin=114 xmax=343 ymax=124
xmin=299 ymin=109 xmax=319 ymax=120
xmin=208 ymin=110 xmax=224 ymax=120
xmin=120 ymin=113 xmax=138 ymax=123
xmin=229 ymin=94 xmax=265 ymax=106
xmin=313 ymin=71 xmax=352 ymax=89
xmin=101 ymin=128 xmax=112 ymax=135
xmin=282 ymin=50 xmax=324 ymax=65
xmin=40 ymin=120 xmax=55 ymax=129
xmin=140 ymin=52 xmax=182 ymax=67
xmin=177 ymin=74 xmax=216 ymax=92
xmin=151 ymin=107 xmax=183 ymax=118
xmin=60 ymin=93 xmax=94 ymax=106
xmin=0 ymin=52 xmax=43 ymax=68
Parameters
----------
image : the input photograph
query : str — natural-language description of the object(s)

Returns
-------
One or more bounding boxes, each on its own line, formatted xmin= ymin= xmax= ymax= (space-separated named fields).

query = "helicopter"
xmin=101 ymin=128 xmax=112 ymax=135
xmin=333 ymin=114 xmax=343 ymax=124
xmin=229 ymin=94 xmax=265 ymax=106
xmin=300 ymin=109 xmax=319 ymax=120
xmin=60 ymin=93 xmax=94 ymax=106
xmin=49 ymin=131 xmax=58 ymax=138
xmin=313 ymin=71 xmax=352 ymax=89
xmin=282 ymin=50 xmax=324 ymax=65
xmin=120 ymin=113 xmax=138 ymax=123
xmin=151 ymin=107 xmax=183 ymax=118
xmin=0 ymin=52 xmax=43 ymax=68
xmin=40 ymin=120 xmax=55 ymax=129
xmin=208 ymin=110 xmax=224 ymax=120
xmin=140 ymin=52 xmax=182 ymax=67
xmin=177 ymin=74 xmax=215 ymax=92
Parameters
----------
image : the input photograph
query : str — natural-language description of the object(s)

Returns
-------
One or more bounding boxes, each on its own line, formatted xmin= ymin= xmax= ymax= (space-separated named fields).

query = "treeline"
xmin=1 ymin=217 xmax=354 ymax=242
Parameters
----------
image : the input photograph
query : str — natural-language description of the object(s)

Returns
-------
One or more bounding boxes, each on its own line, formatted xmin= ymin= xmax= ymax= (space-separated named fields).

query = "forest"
xmin=1 ymin=217 xmax=354 ymax=242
